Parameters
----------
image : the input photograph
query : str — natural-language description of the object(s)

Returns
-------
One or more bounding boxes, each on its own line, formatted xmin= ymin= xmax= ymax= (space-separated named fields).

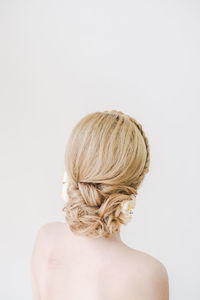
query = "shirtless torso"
xmin=31 ymin=222 xmax=169 ymax=300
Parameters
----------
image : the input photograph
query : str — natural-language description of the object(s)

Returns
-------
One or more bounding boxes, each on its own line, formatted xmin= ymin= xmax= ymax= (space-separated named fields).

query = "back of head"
xmin=63 ymin=110 xmax=150 ymax=238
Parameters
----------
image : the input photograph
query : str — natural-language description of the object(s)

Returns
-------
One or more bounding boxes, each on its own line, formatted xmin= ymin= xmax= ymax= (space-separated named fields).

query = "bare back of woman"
xmin=31 ymin=222 xmax=169 ymax=300
xmin=31 ymin=111 xmax=169 ymax=299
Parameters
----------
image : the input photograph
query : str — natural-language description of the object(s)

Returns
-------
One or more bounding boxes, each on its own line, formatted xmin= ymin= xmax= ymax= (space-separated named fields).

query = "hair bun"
xmin=62 ymin=110 xmax=150 ymax=238
xmin=62 ymin=180 xmax=137 ymax=238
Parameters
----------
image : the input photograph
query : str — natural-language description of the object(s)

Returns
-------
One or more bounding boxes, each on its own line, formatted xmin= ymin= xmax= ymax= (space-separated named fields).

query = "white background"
xmin=0 ymin=0 xmax=200 ymax=299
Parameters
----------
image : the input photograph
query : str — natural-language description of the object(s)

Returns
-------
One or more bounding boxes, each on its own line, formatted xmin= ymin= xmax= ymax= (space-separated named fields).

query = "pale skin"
xmin=31 ymin=222 xmax=169 ymax=300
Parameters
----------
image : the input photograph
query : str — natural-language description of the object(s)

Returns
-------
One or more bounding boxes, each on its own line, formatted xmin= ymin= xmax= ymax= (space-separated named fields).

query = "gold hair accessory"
xmin=60 ymin=170 xmax=68 ymax=202
xmin=121 ymin=194 xmax=136 ymax=224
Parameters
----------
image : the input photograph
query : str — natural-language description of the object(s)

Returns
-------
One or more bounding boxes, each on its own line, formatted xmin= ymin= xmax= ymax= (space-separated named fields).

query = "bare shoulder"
xmin=31 ymin=222 xmax=68 ymax=261
xmin=34 ymin=221 xmax=67 ymax=239
xmin=35 ymin=221 xmax=68 ymax=242
xmin=31 ymin=222 xmax=68 ymax=298
xmin=143 ymin=255 xmax=169 ymax=300
xmin=126 ymin=248 xmax=169 ymax=300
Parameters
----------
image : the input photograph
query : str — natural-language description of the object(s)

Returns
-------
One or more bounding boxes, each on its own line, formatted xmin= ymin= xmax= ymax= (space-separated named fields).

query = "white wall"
xmin=0 ymin=0 xmax=199 ymax=299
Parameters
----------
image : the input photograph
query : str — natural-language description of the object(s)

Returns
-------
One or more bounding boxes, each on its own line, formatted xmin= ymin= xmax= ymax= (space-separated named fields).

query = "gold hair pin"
xmin=60 ymin=170 xmax=68 ymax=202
xmin=121 ymin=194 xmax=136 ymax=224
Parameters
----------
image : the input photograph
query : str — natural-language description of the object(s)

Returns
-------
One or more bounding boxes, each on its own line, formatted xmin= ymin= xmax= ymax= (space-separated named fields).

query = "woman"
xmin=31 ymin=110 xmax=169 ymax=300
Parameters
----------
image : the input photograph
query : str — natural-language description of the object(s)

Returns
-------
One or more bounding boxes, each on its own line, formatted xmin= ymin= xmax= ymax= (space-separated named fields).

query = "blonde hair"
xmin=62 ymin=110 xmax=150 ymax=238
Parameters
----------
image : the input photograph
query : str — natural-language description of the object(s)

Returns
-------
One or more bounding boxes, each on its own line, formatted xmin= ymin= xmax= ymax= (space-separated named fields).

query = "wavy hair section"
xmin=62 ymin=110 xmax=150 ymax=238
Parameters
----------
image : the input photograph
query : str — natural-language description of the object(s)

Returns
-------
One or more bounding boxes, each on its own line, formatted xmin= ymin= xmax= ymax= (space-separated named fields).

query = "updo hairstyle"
xmin=62 ymin=110 xmax=150 ymax=238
